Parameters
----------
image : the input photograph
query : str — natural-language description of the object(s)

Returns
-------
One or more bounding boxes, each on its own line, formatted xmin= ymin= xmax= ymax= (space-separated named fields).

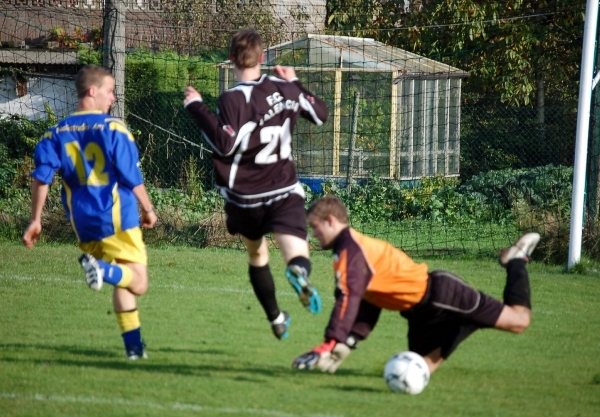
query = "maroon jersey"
xmin=185 ymin=74 xmax=328 ymax=206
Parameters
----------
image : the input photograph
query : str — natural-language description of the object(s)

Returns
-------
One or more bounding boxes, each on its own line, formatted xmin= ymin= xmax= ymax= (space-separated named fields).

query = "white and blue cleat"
xmin=79 ymin=253 xmax=103 ymax=291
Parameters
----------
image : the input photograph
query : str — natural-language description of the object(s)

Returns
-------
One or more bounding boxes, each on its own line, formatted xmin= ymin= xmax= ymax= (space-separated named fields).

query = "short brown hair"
xmin=307 ymin=195 xmax=348 ymax=223
xmin=229 ymin=29 xmax=263 ymax=70
xmin=75 ymin=65 xmax=113 ymax=98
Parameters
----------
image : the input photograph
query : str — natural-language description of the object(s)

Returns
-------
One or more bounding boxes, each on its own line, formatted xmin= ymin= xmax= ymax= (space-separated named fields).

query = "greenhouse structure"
xmin=218 ymin=34 xmax=470 ymax=181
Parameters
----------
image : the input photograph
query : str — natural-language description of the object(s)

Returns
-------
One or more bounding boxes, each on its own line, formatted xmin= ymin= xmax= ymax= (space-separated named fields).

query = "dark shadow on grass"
xmin=291 ymin=369 xmax=382 ymax=380
xmin=332 ymin=368 xmax=382 ymax=378
xmin=0 ymin=343 xmax=228 ymax=358
xmin=0 ymin=343 xmax=295 ymax=378
xmin=1 ymin=356 xmax=298 ymax=380
xmin=149 ymin=346 xmax=228 ymax=355
xmin=0 ymin=342 xmax=381 ymax=384
xmin=0 ymin=343 xmax=118 ymax=359
xmin=321 ymin=384 xmax=386 ymax=394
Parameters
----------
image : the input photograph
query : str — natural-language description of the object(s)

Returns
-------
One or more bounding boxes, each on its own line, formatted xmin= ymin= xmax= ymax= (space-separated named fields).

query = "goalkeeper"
xmin=292 ymin=195 xmax=539 ymax=375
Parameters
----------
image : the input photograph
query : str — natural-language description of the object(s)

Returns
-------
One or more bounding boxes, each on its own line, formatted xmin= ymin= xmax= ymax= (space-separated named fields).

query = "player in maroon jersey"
xmin=183 ymin=29 xmax=328 ymax=339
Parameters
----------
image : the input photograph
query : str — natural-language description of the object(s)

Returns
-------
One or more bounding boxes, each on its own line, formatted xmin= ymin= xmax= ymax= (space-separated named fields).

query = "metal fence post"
xmin=346 ymin=91 xmax=360 ymax=193
xmin=569 ymin=0 xmax=599 ymax=269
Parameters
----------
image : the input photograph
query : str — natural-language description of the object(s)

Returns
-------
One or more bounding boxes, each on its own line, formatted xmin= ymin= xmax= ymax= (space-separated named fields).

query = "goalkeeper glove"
xmin=292 ymin=337 xmax=356 ymax=373
xmin=316 ymin=342 xmax=352 ymax=373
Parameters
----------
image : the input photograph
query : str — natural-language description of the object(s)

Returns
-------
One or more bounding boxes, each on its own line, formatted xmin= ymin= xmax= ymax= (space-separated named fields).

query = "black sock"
xmin=288 ymin=256 xmax=311 ymax=277
xmin=249 ymin=264 xmax=280 ymax=321
xmin=503 ymin=259 xmax=531 ymax=308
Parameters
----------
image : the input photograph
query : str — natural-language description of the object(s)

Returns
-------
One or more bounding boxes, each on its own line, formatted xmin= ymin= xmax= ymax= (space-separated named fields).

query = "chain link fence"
xmin=0 ymin=1 xmax=591 ymax=262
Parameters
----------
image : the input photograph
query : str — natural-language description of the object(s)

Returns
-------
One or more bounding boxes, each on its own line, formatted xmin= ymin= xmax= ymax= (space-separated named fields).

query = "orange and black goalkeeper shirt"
xmin=325 ymin=227 xmax=429 ymax=342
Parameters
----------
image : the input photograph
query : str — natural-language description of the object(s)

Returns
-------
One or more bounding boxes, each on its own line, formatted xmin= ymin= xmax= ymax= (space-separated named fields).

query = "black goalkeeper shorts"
xmin=401 ymin=270 xmax=504 ymax=359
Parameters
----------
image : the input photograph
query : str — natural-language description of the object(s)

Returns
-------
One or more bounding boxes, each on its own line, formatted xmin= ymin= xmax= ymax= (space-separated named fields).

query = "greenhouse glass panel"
xmin=425 ymin=79 xmax=436 ymax=176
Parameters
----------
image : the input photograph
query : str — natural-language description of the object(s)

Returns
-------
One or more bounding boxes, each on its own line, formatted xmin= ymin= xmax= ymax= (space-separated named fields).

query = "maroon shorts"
xmin=401 ymin=270 xmax=504 ymax=359
xmin=224 ymin=193 xmax=308 ymax=241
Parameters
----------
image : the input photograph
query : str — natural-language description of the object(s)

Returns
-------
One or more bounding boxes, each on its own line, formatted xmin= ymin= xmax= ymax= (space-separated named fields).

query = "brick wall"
xmin=0 ymin=1 xmax=325 ymax=48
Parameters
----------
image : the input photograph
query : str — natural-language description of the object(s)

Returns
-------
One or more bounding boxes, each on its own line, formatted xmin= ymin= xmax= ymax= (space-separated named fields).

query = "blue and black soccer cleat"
xmin=271 ymin=311 xmax=291 ymax=340
xmin=286 ymin=265 xmax=322 ymax=314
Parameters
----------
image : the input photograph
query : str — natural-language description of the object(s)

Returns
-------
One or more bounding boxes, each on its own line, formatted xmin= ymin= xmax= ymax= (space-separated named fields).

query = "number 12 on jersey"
xmin=65 ymin=141 xmax=109 ymax=186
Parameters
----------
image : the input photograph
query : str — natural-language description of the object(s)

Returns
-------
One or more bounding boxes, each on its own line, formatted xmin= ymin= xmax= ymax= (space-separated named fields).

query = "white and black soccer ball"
xmin=383 ymin=351 xmax=430 ymax=395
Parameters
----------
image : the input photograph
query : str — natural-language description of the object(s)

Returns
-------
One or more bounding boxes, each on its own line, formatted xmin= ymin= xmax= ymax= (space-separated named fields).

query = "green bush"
xmin=318 ymin=175 xmax=402 ymax=224
xmin=146 ymin=155 xmax=221 ymax=221
xmin=316 ymin=174 xmax=500 ymax=226
xmin=76 ymin=43 xmax=101 ymax=65
xmin=123 ymin=49 xmax=220 ymax=188
xmin=0 ymin=143 xmax=15 ymax=195
xmin=311 ymin=164 xmax=572 ymax=231
xmin=0 ymin=106 xmax=57 ymax=198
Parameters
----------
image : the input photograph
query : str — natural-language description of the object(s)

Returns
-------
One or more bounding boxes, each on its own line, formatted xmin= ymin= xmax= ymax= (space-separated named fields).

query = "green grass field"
xmin=1 ymin=242 xmax=599 ymax=417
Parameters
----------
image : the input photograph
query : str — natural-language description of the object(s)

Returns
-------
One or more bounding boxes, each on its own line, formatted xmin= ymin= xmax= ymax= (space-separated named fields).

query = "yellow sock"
xmin=116 ymin=309 xmax=140 ymax=333
xmin=115 ymin=264 xmax=133 ymax=288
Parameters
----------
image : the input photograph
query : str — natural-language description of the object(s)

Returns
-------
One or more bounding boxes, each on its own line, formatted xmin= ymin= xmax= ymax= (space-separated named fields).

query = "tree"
xmin=326 ymin=0 xmax=585 ymax=108
xmin=162 ymin=0 xmax=285 ymax=53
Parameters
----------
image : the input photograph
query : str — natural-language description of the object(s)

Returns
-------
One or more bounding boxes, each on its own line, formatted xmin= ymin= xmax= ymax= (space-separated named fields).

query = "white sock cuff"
xmin=271 ymin=312 xmax=285 ymax=325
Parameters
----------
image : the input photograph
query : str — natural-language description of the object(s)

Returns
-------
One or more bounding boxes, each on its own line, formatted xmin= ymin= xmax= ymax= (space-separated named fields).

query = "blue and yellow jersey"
xmin=32 ymin=110 xmax=144 ymax=243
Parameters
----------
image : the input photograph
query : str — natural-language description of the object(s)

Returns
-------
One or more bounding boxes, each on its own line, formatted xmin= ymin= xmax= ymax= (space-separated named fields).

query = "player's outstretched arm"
xmin=184 ymin=87 xmax=246 ymax=157
xmin=22 ymin=179 xmax=49 ymax=248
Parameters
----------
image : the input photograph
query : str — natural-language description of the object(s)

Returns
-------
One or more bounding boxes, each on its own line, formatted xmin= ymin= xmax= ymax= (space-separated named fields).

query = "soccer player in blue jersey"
xmin=22 ymin=64 xmax=157 ymax=360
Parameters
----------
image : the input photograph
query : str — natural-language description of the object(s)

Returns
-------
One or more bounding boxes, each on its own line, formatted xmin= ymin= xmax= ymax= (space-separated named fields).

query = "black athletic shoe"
xmin=271 ymin=311 xmax=291 ymax=340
